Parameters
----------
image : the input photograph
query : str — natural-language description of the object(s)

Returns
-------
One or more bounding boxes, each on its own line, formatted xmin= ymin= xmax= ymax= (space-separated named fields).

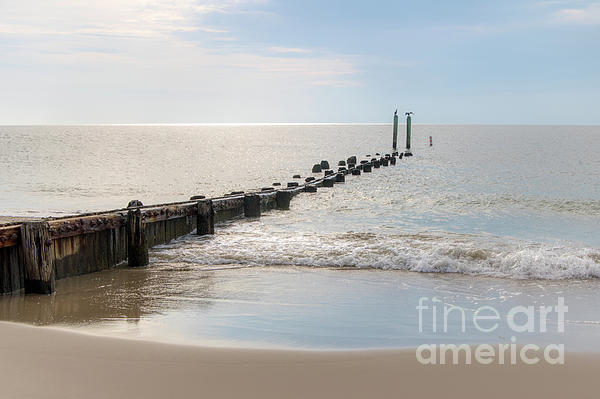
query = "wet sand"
xmin=0 ymin=321 xmax=599 ymax=399
xmin=2 ymin=264 xmax=598 ymax=351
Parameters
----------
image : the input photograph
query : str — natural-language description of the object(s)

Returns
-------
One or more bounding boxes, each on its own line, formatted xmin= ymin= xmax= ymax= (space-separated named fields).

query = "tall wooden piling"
xmin=197 ymin=199 xmax=214 ymax=235
xmin=126 ymin=208 xmax=148 ymax=267
xmin=244 ymin=194 xmax=261 ymax=217
xmin=20 ymin=221 xmax=55 ymax=294
xmin=393 ymin=110 xmax=399 ymax=150
xmin=276 ymin=190 xmax=292 ymax=210
xmin=405 ymin=112 xmax=413 ymax=156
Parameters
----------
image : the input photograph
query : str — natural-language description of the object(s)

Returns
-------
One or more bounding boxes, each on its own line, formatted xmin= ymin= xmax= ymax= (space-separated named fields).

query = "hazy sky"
xmin=1 ymin=0 xmax=599 ymax=124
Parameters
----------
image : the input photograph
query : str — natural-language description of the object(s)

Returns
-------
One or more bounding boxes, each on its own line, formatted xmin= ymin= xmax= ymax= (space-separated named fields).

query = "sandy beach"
xmin=0 ymin=321 xmax=597 ymax=399
xmin=2 ymin=0 xmax=599 ymax=396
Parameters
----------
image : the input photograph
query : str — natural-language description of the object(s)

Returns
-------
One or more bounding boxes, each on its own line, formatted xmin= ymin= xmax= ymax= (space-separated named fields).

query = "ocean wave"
xmin=414 ymin=193 xmax=600 ymax=216
xmin=152 ymin=228 xmax=600 ymax=280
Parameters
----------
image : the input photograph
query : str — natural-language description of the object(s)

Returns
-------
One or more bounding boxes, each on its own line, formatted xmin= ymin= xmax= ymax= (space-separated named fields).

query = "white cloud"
xmin=0 ymin=0 xmax=264 ymax=38
xmin=201 ymin=27 xmax=229 ymax=33
xmin=268 ymin=47 xmax=310 ymax=54
xmin=0 ymin=0 xmax=360 ymax=117
xmin=551 ymin=3 xmax=600 ymax=24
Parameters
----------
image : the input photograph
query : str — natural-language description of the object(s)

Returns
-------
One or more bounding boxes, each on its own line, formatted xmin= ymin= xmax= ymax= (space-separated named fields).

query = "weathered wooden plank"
xmin=116 ymin=226 xmax=128 ymax=264
xmin=259 ymin=191 xmax=277 ymax=212
xmin=141 ymin=204 xmax=197 ymax=223
xmin=166 ymin=217 xmax=174 ymax=242
xmin=20 ymin=221 xmax=54 ymax=294
xmin=213 ymin=196 xmax=244 ymax=221
xmin=48 ymin=214 xmax=125 ymax=240
xmin=0 ymin=226 xmax=20 ymax=249
xmin=0 ymin=246 xmax=21 ymax=293
xmin=197 ymin=200 xmax=214 ymax=235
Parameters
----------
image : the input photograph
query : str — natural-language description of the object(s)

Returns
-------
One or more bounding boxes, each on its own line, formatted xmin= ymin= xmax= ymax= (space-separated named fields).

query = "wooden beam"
xmin=197 ymin=200 xmax=214 ymax=235
xmin=244 ymin=194 xmax=261 ymax=217
xmin=126 ymin=209 xmax=148 ymax=267
xmin=141 ymin=204 xmax=197 ymax=223
xmin=48 ymin=214 xmax=125 ymax=240
xmin=0 ymin=226 xmax=20 ymax=249
xmin=276 ymin=190 xmax=292 ymax=210
xmin=20 ymin=221 xmax=55 ymax=294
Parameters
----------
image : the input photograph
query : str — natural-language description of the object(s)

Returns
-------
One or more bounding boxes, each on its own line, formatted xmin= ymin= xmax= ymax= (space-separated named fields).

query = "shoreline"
xmin=2 ymin=264 xmax=599 ymax=352
xmin=1 ymin=321 xmax=599 ymax=399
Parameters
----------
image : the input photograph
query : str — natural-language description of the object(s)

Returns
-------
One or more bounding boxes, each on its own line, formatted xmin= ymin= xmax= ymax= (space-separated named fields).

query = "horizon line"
xmin=2 ymin=122 xmax=600 ymax=127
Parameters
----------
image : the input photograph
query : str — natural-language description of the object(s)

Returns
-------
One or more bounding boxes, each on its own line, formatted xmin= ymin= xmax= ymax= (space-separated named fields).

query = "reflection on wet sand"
xmin=2 ymin=258 xmax=600 ymax=350
xmin=0 ymin=264 xmax=217 ymax=326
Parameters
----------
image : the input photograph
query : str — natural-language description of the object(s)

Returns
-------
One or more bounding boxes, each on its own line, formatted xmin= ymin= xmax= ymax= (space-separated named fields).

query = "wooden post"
xmin=393 ymin=110 xmax=399 ymax=150
xmin=126 ymin=208 xmax=148 ymax=267
xmin=197 ymin=199 xmax=214 ymax=235
xmin=405 ymin=112 xmax=413 ymax=156
xmin=276 ymin=190 xmax=291 ymax=210
xmin=20 ymin=221 xmax=55 ymax=294
xmin=244 ymin=194 xmax=261 ymax=217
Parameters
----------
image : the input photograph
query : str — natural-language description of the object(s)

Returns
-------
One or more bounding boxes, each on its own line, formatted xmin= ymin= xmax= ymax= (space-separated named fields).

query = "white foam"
xmin=152 ymin=227 xmax=600 ymax=280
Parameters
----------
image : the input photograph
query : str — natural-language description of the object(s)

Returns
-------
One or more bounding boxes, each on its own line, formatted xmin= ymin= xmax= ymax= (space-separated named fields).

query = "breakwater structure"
xmin=0 ymin=152 xmax=406 ymax=295
xmin=0 ymin=115 xmax=414 ymax=295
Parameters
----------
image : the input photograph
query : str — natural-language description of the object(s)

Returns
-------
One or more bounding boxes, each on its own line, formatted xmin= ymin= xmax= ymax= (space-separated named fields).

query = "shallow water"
xmin=1 ymin=262 xmax=599 ymax=351
xmin=0 ymin=124 xmax=599 ymax=349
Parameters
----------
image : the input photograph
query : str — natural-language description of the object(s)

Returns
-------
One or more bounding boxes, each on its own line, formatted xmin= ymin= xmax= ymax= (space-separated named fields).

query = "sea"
xmin=0 ymin=124 xmax=599 ymax=350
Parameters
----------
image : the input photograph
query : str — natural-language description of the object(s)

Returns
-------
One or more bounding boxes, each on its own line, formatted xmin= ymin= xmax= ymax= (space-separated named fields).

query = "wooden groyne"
xmin=0 ymin=152 xmax=405 ymax=295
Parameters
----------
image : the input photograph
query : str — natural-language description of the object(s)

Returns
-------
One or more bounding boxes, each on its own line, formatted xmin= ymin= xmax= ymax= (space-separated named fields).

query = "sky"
xmin=1 ymin=0 xmax=599 ymax=124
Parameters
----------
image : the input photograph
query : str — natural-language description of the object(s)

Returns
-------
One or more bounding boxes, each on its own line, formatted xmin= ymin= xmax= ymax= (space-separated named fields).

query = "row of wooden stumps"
xmin=19 ymin=149 xmax=394 ymax=294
